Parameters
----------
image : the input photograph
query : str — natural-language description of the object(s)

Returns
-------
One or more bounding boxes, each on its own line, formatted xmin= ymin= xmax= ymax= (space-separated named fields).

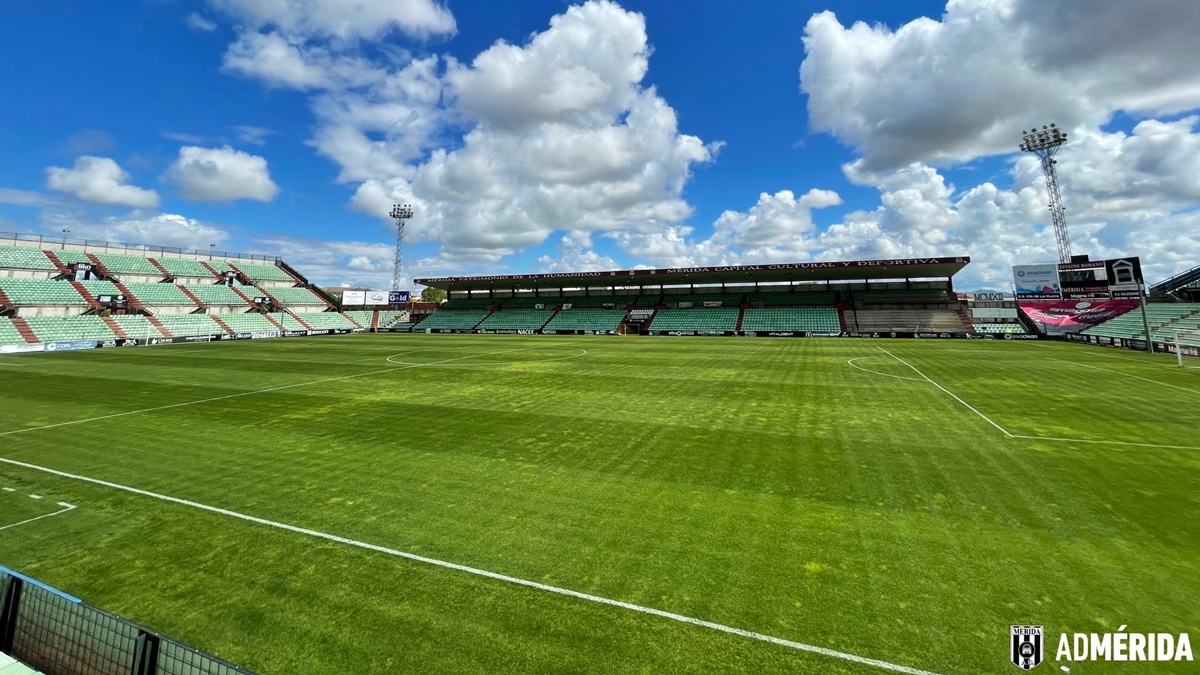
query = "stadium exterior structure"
xmin=413 ymin=256 xmax=1007 ymax=339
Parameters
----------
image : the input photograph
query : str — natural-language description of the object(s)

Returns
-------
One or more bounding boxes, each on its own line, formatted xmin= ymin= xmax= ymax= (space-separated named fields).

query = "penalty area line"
xmin=0 ymin=501 xmax=76 ymax=532
xmin=876 ymin=347 xmax=1013 ymax=436
xmin=0 ymin=456 xmax=943 ymax=675
xmin=1049 ymin=359 xmax=1200 ymax=396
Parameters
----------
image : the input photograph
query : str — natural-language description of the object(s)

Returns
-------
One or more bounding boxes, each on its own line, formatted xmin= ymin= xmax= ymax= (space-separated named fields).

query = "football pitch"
xmin=1 ymin=334 xmax=1197 ymax=674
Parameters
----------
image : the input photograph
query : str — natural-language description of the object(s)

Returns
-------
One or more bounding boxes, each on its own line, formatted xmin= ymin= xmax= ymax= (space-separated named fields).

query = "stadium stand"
xmin=0 ymin=317 xmax=27 ymax=345
xmin=444 ymin=297 xmax=498 ymax=309
xmin=156 ymin=314 xmax=226 ymax=337
xmin=122 ymin=282 xmax=196 ymax=306
xmin=23 ymin=316 xmax=116 ymax=342
xmin=182 ymin=285 xmax=247 ymax=306
xmin=648 ymin=308 xmax=739 ymax=332
xmin=207 ymin=260 xmax=234 ymax=273
xmin=110 ymin=314 xmax=162 ymax=338
xmin=846 ymin=309 xmax=965 ymax=332
xmin=49 ymin=249 xmax=92 ymax=265
xmin=0 ymin=246 xmax=56 ymax=271
xmin=502 ymin=296 xmax=561 ymax=308
xmin=288 ymin=312 xmax=357 ymax=330
xmin=1081 ymin=303 xmax=1200 ymax=341
xmin=741 ymin=307 xmax=840 ymax=332
xmin=747 ymin=290 xmax=836 ymax=306
xmin=75 ymin=280 xmax=121 ymax=298
xmin=564 ymin=295 xmax=637 ymax=308
xmin=153 ymin=257 xmax=217 ymax=278
xmin=664 ymin=293 xmax=743 ymax=306
xmin=221 ymin=313 xmax=280 ymax=333
xmin=418 ymin=310 xmax=490 ymax=330
xmin=93 ymin=253 xmax=162 ymax=276
xmin=232 ymin=262 xmax=295 ymax=282
xmin=342 ymin=310 xmax=376 ymax=327
xmin=0 ymin=279 xmax=87 ymax=305
xmin=634 ymin=294 xmax=661 ymax=307
xmin=543 ymin=309 xmax=626 ymax=332
xmin=261 ymin=287 xmax=327 ymax=305
xmin=973 ymin=323 xmax=1028 ymax=334
xmin=376 ymin=311 xmax=409 ymax=328
xmin=477 ymin=310 xmax=553 ymax=330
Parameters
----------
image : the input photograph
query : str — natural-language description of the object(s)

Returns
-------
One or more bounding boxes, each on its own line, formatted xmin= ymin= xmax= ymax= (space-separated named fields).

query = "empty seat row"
xmin=231 ymin=262 xmax=294 ymax=281
xmin=262 ymin=287 xmax=326 ymax=305
xmin=0 ymin=279 xmax=87 ymax=304
xmin=748 ymin=290 xmax=836 ymax=306
xmin=184 ymin=285 xmax=247 ymax=305
xmin=156 ymin=314 xmax=224 ymax=337
xmin=0 ymin=317 xmax=27 ymax=345
xmin=287 ymin=312 xmax=356 ymax=330
xmin=221 ymin=313 xmax=279 ymax=333
xmin=418 ymin=310 xmax=490 ymax=330
xmin=741 ymin=307 xmax=840 ymax=332
xmin=123 ymin=283 xmax=195 ymax=305
xmin=22 ymin=316 xmax=116 ymax=342
xmin=94 ymin=252 xmax=161 ymax=276
xmin=0 ymin=246 xmax=56 ymax=270
xmin=972 ymin=323 xmax=1027 ymax=334
xmin=543 ymin=309 xmax=626 ymax=331
xmin=153 ymin=257 xmax=216 ymax=278
xmin=648 ymin=308 xmax=739 ymax=331
xmin=477 ymin=310 xmax=552 ymax=330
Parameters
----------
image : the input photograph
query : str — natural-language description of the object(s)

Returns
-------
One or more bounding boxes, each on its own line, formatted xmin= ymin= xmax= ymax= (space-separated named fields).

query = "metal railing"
xmin=0 ymin=567 xmax=254 ymax=675
xmin=0 ymin=231 xmax=280 ymax=263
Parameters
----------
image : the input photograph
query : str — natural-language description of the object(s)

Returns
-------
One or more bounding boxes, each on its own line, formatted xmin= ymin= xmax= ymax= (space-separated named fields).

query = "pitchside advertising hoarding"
xmin=1013 ymin=257 xmax=1144 ymax=301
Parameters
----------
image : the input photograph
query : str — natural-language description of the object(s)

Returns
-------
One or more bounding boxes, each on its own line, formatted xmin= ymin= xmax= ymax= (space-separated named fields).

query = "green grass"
xmin=1 ymin=335 xmax=1198 ymax=674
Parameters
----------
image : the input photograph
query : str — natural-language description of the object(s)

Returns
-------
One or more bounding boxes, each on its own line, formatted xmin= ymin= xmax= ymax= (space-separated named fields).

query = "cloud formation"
xmin=45 ymin=156 xmax=160 ymax=209
xmin=164 ymin=145 xmax=279 ymax=202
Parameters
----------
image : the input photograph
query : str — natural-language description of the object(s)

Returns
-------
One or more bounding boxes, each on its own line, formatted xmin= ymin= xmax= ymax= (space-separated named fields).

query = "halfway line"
xmin=0 ymin=456 xmax=943 ymax=675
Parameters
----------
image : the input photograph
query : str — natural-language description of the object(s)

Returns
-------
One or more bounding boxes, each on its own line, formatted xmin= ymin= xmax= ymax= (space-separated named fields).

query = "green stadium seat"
xmin=281 ymin=312 xmax=356 ymax=330
xmin=649 ymin=308 xmax=739 ymax=332
xmin=221 ymin=313 xmax=279 ymax=333
xmin=741 ymin=307 xmax=840 ymax=332
xmin=153 ymin=257 xmax=215 ymax=277
xmin=93 ymin=253 xmax=162 ymax=276
xmin=156 ymin=314 xmax=225 ymax=337
xmin=0 ymin=317 xmax=27 ymax=346
xmin=109 ymin=314 xmax=160 ymax=338
xmin=663 ymin=293 xmax=743 ymax=307
xmin=562 ymin=295 xmax=637 ymax=308
xmin=262 ymin=287 xmax=326 ymax=305
xmin=182 ymin=285 xmax=247 ymax=305
xmin=23 ymin=316 xmax=116 ymax=342
xmin=1080 ymin=303 xmax=1200 ymax=340
xmin=47 ymin=249 xmax=92 ymax=265
xmin=0 ymin=246 xmax=55 ymax=270
xmin=0 ymin=279 xmax=87 ymax=304
xmin=444 ymin=297 xmax=499 ymax=309
xmin=232 ymin=262 xmax=294 ymax=281
xmin=501 ymin=296 xmax=562 ymax=308
xmin=75 ymin=280 xmax=120 ymax=301
xmin=418 ymin=310 xmax=490 ymax=330
xmin=122 ymin=283 xmax=195 ymax=305
xmin=972 ymin=323 xmax=1027 ymax=334
xmin=747 ymin=290 xmax=836 ymax=306
xmin=543 ymin=309 xmax=626 ymax=332
xmin=476 ymin=310 xmax=553 ymax=330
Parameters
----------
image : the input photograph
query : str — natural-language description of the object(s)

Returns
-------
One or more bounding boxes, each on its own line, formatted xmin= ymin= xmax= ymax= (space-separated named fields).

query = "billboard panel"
xmin=1013 ymin=265 xmax=1061 ymax=299
xmin=342 ymin=291 xmax=367 ymax=305
xmin=366 ymin=290 xmax=389 ymax=305
xmin=389 ymin=291 xmax=410 ymax=305
xmin=1018 ymin=300 xmax=1138 ymax=335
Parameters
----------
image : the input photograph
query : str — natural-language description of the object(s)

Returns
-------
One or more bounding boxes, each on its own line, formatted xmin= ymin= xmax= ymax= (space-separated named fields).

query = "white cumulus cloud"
xmin=164 ymin=145 xmax=279 ymax=202
xmin=45 ymin=156 xmax=160 ymax=209
xmin=207 ymin=0 xmax=455 ymax=41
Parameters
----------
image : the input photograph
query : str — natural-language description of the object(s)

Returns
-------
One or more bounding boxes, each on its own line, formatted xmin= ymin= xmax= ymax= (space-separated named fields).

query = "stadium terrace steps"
xmin=476 ymin=310 xmax=554 ymax=330
xmin=155 ymin=314 xmax=226 ymax=337
xmin=121 ymin=282 xmax=197 ymax=306
xmin=1081 ymin=303 xmax=1200 ymax=341
xmin=92 ymin=252 xmax=163 ymax=277
xmin=284 ymin=312 xmax=357 ymax=331
xmin=11 ymin=317 xmax=38 ymax=344
xmin=101 ymin=316 xmax=128 ymax=339
xmin=0 ymin=246 xmax=56 ymax=271
xmin=648 ymin=308 xmax=740 ymax=332
xmin=0 ymin=287 xmax=11 ymax=308
xmin=40 ymin=250 xmax=71 ymax=276
xmin=444 ymin=297 xmax=499 ymax=310
xmin=747 ymin=290 xmax=836 ymax=306
xmin=847 ymin=309 xmax=966 ymax=332
xmin=70 ymin=281 xmax=104 ymax=309
xmin=261 ymin=286 xmax=329 ymax=306
xmin=740 ymin=307 xmax=841 ymax=333
xmin=147 ymin=257 xmax=172 ymax=277
xmin=543 ymin=309 xmax=628 ymax=332
xmin=0 ymin=317 xmax=32 ymax=345
xmin=145 ymin=314 xmax=171 ymax=337
xmin=177 ymin=285 xmax=208 ymax=308
xmin=662 ymin=293 xmax=744 ymax=307
xmin=220 ymin=313 xmax=280 ymax=334
xmin=153 ymin=256 xmax=217 ymax=278
xmin=209 ymin=315 xmax=235 ymax=334
xmin=183 ymin=285 xmax=249 ymax=306
xmin=228 ymin=261 xmax=297 ymax=282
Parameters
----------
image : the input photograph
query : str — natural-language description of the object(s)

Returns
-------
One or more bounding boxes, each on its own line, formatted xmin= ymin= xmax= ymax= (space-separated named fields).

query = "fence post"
xmin=131 ymin=630 xmax=160 ymax=675
xmin=0 ymin=576 xmax=22 ymax=652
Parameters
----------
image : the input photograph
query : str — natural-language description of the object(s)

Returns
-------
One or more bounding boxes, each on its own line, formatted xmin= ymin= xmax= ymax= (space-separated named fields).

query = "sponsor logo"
xmin=1011 ymin=626 xmax=1044 ymax=670
xmin=184 ymin=336 xmax=214 ymax=343
xmin=0 ymin=344 xmax=45 ymax=354
xmin=46 ymin=340 xmax=97 ymax=352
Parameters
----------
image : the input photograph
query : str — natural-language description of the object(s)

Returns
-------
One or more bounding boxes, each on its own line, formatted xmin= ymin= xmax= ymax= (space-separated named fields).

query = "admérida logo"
xmin=1009 ymin=625 xmax=1195 ymax=670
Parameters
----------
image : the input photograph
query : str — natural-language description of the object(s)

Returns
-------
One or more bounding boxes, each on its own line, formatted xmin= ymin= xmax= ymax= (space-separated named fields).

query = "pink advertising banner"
xmin=1019 ymin=300 xmax=1140 ymax=335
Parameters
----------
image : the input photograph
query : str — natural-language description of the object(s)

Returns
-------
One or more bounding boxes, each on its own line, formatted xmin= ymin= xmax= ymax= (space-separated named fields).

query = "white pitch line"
xmin=846 ymin=357 xmax=926 ymax=382
xmin=0 ymin=346 xmax=538 ymax=439
xmin=0 ymin=501 xmax=76 ymax=532
xmin=0 ymin=456 xmax=942 ymax=675
xmin=876 ymin=347 xmax=1013 ymax=436
xmin=876 ymin=347 xmax=1200 ymax=451
xmin=1049 ymin=359 xmax=1200 ymax=396
xmin=1 ymin=487 xmax=15 ymax=492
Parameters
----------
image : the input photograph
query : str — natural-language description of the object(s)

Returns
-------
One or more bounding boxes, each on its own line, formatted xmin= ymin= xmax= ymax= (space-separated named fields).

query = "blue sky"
xmin=2 ymin=0 xmax=1199 ymax=291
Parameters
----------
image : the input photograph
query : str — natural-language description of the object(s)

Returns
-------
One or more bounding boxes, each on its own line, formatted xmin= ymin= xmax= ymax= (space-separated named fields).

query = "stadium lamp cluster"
xmin=1019 ymin=124 xmax=1068 ymax=153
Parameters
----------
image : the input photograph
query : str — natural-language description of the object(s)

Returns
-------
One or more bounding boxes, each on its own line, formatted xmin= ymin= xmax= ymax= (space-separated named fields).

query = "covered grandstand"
xmin=414 ymin=256 xmax=979 ymax=337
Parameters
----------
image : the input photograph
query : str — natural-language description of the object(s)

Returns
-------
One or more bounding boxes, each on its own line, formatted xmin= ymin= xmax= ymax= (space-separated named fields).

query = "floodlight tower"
xmin=1020 ymin=124 xmax=1071 ymax=263
xmin=389 ymin=204 xmax=414 ymax=292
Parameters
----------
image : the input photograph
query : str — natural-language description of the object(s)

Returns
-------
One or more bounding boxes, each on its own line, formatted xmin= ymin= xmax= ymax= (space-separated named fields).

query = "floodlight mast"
xmin=389 ymin=204 xmax=414 ymax=292
xmin=1020 ymin=124 xmax=1071 ymax=264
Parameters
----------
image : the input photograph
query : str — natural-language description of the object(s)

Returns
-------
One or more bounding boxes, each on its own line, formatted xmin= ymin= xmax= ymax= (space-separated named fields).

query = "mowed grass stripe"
xmin=2 ymin=335 xmax=1198 ymax=674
